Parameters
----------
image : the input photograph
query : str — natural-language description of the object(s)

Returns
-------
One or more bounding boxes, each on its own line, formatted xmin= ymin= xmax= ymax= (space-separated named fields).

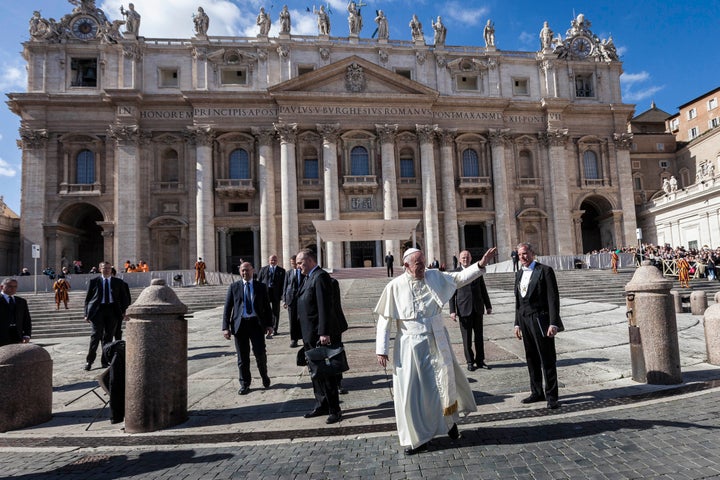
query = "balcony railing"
xmin=458 ymin=176 xmax=491 ymax=193
xmin=215 ymin=178 xmax=255 ymax=198
xmin=59 ymin=183 xmax=102 ymax=195
xmin=152 ymin=181 xmax=185 ymax=192
xmin=342 ymin=175 xmax=378 ymax=194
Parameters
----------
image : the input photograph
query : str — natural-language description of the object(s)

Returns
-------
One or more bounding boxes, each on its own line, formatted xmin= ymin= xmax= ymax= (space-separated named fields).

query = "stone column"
xmin=376 ymin=124 xmax=400 ymax=256
xmin=108 ymin=124 xmax=142 ymax=264
xmin=217 ymin=226 xmax=228 ymax=273
xmin=542 ymin=128 xmax=574 ymax=255
xmin=704 ymin=302 xmax=720 ymax=365
xmin=624 ymin=262 xmax=682 ymax=385
xmin=317 ymin=124 xmax=342 ymax=269
xmin=18 ymin=129 xmax=49 ymax=267
xmin=98 ymin=223 xmax=115 ymax=264
xmin=252 ymin=226 xmax=260 ymax=268
xmin=614 ymin=133 xmax=639 ymax=246
xmin=275 ymin=123 xmax=299 ymax=262
xmin=485 ymin=221 xmax=494 ymax=249
xmin=188 ymin=126 xmax=216 ymax=271
xmin=253 ymin=127 xmax=277 ymax=262
xmin=437 ymin=128 xmax=459 ymax=266
xmin=125 ymin=279 xmax=189 ymax=433
xmin=458 ymin=221 xmax=466 ymax=251
xmin=489 ymin=128 xmax=512 ymax=258
xmin=417 ymin=124 xmax=440 ymax=263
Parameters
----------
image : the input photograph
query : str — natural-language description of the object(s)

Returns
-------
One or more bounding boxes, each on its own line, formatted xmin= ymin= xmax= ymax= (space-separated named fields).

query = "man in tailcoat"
xmin=223 ymin=261 xmax=274 ymax=395
xmin=84 ymin=261 xmax=130 ymax=370
xmin=514 ymin=242 xmax=564 ymax=409
xmin=258 ymin=254 xmax=286 ymax=337
xmin=0 ymin=278 xmax=32 ymax=346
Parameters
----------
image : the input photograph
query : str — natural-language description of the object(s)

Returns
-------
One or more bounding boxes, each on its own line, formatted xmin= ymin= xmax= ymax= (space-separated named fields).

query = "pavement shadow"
xmin=6 ymin=450 xmax=233 ymax=480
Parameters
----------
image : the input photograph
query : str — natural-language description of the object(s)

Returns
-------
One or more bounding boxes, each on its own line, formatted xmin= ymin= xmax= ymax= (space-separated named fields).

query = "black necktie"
xmin=103 ymin=279 xmax=110 ymax=304
xmin=245 ymin=282 xmax=253 ymax=315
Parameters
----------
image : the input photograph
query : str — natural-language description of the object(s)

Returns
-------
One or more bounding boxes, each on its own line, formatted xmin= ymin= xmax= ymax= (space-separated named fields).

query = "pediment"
xmin=268 ymin=56 xmax=438 ymax=100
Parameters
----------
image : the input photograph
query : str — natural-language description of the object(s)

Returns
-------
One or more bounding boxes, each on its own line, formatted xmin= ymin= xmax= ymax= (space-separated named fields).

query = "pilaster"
xmin=437 ymin=128 xmax=459 ymax=266
xmin=613 ymin=133 xmax=638 ymax=246
xmin=253 ymin=127 xmax=277 ymax=263
xmin=275 ymin=123 xmax=299 ymax=263
xmin=317 ymin=123 xmax=342 ymax=269
xmin=108 ymin=124 xmax=142 ymax=264
xmin=489 ymin=128 xmax=512 ymax=258
xmin=416 ymin=124 xmax=440 ymax=264
xmin=540 ymin=128 xmax=574 ymax=254
xmin=18 ymin=128 xmax=49 ymax=267
xmin=376 ymin=124 xmax=400 ymax=257
xmin=187 ymin=125 xmax=216 ymax=271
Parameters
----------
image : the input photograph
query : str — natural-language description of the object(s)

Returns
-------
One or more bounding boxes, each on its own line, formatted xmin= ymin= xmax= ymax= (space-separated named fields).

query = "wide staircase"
xmin=24 ymin=268 xmax=719 ymax=339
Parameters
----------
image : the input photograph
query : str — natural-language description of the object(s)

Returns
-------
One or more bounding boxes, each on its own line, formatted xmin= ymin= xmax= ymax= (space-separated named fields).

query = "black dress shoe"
xmin=448 ymin=423 xmax=460 ymax=440
xmin=404 ymin=443 xmax=428 ymax=455
xmin=521 ymin=394 xmax=545 ymax=404
xmin=101 ymin=363 xmax=109 ymax=369
xmin=478 ymin=362 xmax=491 ymax=370
xmin=84 ymin=363 xmax=92 ymax=371
xmin=467 ymin=363 xmax=476 ymax=372
xmin=325 ymin=412 xmax=342 ymax=424
xmin=547 ymin=400 xmax=560 ymax=410
xmin=303 ymin=408 xmax=328 ymax=418
xmin=290 ymin=340 xmax=298 ymax=348
xmin=238 ymin=386 xmax=250 ymax=395
xmin=262 ymin=376 xmax=271 ymax=389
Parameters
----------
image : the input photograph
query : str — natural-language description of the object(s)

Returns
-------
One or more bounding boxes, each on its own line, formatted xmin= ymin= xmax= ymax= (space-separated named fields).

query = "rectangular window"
xmin=659 ymin=160 xmax=670 ymax=169
xmin=456 ymin=75 xmax=478 ymax=91
xmin=689 ymin=127 xmax=699 ymax=139
xmin=304 ymin=159 xmax=319 ymax=179
xmin=228 ymin=202 xmax=249 ymax=213
xmin=710 ymin=118 xmax=720 ymax=128
xmin=670 ymin=118 xmax=679 ymax=130
xmin=303 ymin=199 xmax=321 ymax=210
xmin=221 ymin=68 xmax=248 ymax=85
xmin=633 ymin=177 xmax=642 ymax=190
xmin=465 ymin=198 xmax=483 ymax=208
xmin=656 ymin=143 xmax=665 ymax=152
xmin=632 ymin=160 xmax=641 ymax=169
xmin=688 ymin=108 xmax=697 ymax=120
xmin=399 ymin=158 xmax=415 ymax=178
xmin=401 ymin=197 xmax=417 ymax=208
xmin=512 ymin=78 xmax=529 ymax=95
xmin=708 ymin=98 xmax=717 ymax=110
xmin=70 ymin=58 xmax=97 ymax=87
xmin=159 ymin=68 xmax=179 ymax=87
xmin=575 ymin=74 xmax=594 ymax=98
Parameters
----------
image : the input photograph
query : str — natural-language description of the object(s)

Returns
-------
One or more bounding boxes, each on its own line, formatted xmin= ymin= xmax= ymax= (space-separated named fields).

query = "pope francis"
xmin=375 ymin=246 xmax=497 ymax=455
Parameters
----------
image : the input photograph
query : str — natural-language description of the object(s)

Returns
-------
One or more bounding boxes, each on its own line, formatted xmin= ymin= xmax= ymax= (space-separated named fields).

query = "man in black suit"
xmin=111 ymin=268 xmax=132 ymax=341
xmin=282 ymin=255 xmax=302 ymax=348
xmin=295 ymin=248 xmax=344 ymax=424
xmin=385 ymin=251 xmax=394 ymax=277
xmin=257 ymin=254 xmax=286 ymax=338
xmin=514 ymin=242 xmax=564 ymax=409
xmin=84 ymin=262 xmax=131 ymax=370
xmin=450 ymin=250 xmax=493 ymax=371
xmin=222 ymin=261 xmax=274 ymax=395
xmin=0 ymin=278 xmax=32 ymax=346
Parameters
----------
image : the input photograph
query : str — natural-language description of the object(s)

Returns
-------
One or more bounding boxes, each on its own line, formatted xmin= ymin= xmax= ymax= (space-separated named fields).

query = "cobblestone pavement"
xmin=2 ymin=388 xmax=720 ymax=479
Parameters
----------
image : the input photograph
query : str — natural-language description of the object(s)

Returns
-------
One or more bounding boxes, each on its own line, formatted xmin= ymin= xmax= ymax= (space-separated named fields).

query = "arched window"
xmin=518 ymin=150 xmax=533 ymax=178
xmin=583 ymin=150 xmax=599 ymax=179
xmin=76 ymin=149 xmax=95 ymax=184
xmin=350 ymin=146 xmax=370 ymax=175
xmin=161 ymin=149 xmax=179 ymax=182
xmin=462 ymin=149 xmax=480 ymax=177
xmin=229 ymin=149 xmax=250 ymax=179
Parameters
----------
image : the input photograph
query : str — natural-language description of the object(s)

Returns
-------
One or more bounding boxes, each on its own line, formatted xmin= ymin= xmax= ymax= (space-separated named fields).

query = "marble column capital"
xmin=436 ymin=128 xmax=458 ymax=147
xmin=375 ymin=124 xmax=398 ymax=144
xmin=274 ymin=123 xmax=298 ymax=144
xmin=252 ymin=127 xmax=276 ymax=146
xmin=488 ymin=128 xmax=511 ymax=147
xmin=107 ymin=124 xmax=141 ymax=144
xmin=187 ymin=125 xmax=216 ymax=146
xmin=613 ymin=132 xmax=633 ymax=151
xmin=539 ymin=127 xmax=569 ymax=147
xmin=415 ymin=124 xmax=437 ymax=144
xmin=316 ymin=123 xmax=341 ymax=143
xmin=18 ymin=128 xmax=49 ymax=149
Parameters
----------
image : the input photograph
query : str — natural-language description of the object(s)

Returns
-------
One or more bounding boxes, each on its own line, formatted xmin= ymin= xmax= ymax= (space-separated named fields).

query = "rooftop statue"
xmin=279 ymin=5 xmax=291 ymax=34
xmin=193 ymin=7 xmax=209 ymax=36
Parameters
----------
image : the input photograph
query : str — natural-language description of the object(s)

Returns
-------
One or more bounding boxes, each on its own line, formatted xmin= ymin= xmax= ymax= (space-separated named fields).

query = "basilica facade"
xmin=9 ymin=3 xmax=636 ymax=272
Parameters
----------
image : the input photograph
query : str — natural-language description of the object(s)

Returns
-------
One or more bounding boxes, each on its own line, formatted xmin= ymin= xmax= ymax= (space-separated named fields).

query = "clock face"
xmin=571 ymin=36 xmax=592 ymax=58
xmin=72 ymin=16 xmax=99 ymax=40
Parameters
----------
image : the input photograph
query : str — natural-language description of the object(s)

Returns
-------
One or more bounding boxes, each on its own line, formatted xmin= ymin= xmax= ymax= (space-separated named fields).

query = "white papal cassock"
xmin=374 ymin=265 xmax=485 ymax=448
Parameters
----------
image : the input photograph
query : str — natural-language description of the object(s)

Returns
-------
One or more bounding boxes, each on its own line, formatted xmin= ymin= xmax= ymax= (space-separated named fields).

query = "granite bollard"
xmin=0 ymin=344 xmax=52 ymax=432
xmin=690 ymin=291 xmax=707 ymax=316
xmin=625 ymin=261 xmax=682 ymax=384
xmin=704 ymin=302 xmax=720 ymax=365
xmin=124 ymin=278 xmax=188 ymax=433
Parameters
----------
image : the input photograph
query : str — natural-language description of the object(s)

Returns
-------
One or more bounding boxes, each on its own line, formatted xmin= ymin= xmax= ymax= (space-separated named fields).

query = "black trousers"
xmin=86 ymin=304 xmax=120 ymax=365
xmin=305 ymin=335 xmax=342 ymax=414
xmin=518 ymin=313 xmax=558 ymax=401
xmin=232 ymin=317 xmax=268 ymax=387
xmin=288 ymin=305 xmax=302 ymax=341
xmin=458 ymin=311 xmax=484 ymax=365
xmin=387 ymin=264 xmax=393 ymax=277
xmin=268 ymin=290 xmax=281 ymax=334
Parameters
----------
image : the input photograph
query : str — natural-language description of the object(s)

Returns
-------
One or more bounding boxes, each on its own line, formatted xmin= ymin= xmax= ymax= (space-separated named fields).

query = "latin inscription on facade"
xmin=350 ymin=197 xmax=373 ymax=210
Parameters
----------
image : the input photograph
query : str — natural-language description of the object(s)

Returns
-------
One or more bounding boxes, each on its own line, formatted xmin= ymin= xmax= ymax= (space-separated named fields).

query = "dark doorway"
xmin=580 ymin=203 xmax=602 ymax=253
xmin=350 ymin=241 xmax=375 ymax=268
xmin=463 ymin=223 xmax=487 ymax=262
xmin=229 ymin=230 xmax=254 ymax=273
xmin=57 ymin=203 xmax=104 ymax=271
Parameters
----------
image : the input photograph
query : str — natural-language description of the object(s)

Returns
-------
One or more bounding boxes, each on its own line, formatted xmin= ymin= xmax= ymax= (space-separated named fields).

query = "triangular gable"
xmin=268 ymin=55 xmax=438 ymax=100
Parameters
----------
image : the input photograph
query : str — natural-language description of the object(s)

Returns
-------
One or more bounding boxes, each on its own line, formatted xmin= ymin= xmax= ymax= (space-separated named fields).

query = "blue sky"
xmin=1 ymin=0 xmax=718 ymax=215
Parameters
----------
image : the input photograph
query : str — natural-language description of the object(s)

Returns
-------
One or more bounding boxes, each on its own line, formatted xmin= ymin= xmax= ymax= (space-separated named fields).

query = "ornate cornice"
xmin=18 ymin=128 xmax=49 ymax=149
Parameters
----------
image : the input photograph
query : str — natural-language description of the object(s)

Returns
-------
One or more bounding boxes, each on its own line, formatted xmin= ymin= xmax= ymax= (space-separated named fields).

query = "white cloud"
xmin=620 ymin=71 xmax=650 ymax=86
xmin=518 ymin=31 xmax=535 ymax=47
xmin=0 ymin=158 xmax=18 ymax=177
xmin=620 ymin=71 xmax=664 ymax=103
xmin=441 ymin=2 xmax=487 ymax=26
xmin=623 ymin=85 xmax=664 ymax=103
xmin=0 ymin=63 xmax=27 ymax=93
